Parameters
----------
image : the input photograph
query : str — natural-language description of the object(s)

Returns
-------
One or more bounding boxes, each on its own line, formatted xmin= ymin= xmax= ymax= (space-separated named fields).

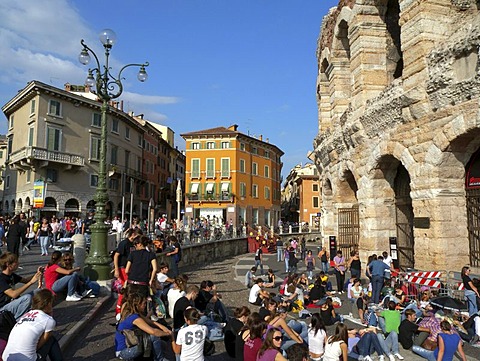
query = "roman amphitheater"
xmin=311 ymin=0 xmax=480 ymax=272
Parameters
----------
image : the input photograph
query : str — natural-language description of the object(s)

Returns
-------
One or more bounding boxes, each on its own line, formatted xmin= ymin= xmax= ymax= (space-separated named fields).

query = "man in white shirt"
xmin=156 ymin=262 xmax=174 ymax=298
xmin=248 ymin=278 xmax=270 ymax=306
xmin=382 ymin=251 xmax=393 ymax=282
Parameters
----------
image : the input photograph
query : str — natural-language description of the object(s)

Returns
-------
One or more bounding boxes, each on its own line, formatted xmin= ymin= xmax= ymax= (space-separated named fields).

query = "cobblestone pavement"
xmin=55 ymin=243 xmax=478 ymax=360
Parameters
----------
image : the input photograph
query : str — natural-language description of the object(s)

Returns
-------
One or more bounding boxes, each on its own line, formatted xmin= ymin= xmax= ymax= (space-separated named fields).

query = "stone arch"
xmin=44 ymin=197 xmax=57 ymax=209
xmin=86 ymin=200 xmax=96 ymax=212
xmin=366 ymin=140 xmax=416 ymax=179
xmin=17 ymin=198 xmax=23 ymax=212
xmin=11 ymin=200 xmax=15 ymax=213
xmin=25 ymin=197 xmax=31 ymax=209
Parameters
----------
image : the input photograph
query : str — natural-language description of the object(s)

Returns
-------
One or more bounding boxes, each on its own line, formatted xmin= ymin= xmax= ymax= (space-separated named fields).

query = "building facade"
xmin=181 ymin=125 xmax=283 ymax=228
xmin=312 ymin=0 xmax=480 ymax=270
xmin=281 ymin=163 xmax=321 ymax=229
xmin=1 ymin=81 xmax=180 ymax=221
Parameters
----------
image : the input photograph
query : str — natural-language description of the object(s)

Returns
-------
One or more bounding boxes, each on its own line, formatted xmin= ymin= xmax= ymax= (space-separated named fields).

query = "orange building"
xmin=181 ymin=125 xmax=284 ymax=228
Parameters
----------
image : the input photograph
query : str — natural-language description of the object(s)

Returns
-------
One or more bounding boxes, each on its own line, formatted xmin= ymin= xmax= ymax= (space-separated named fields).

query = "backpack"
xmin=33 ymin=222 xmax=40 ymax=233
xmin=0 ymin=310 xmax=16 ymax=340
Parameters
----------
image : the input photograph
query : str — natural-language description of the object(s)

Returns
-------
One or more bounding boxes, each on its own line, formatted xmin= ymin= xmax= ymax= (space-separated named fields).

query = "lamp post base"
xmin=85 ymin=223 xmax=112 ymax=281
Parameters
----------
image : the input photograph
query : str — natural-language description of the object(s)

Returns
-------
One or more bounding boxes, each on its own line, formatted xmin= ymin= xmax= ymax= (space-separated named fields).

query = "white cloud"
xmin=121 ymin=91 xmax=180 ymax=106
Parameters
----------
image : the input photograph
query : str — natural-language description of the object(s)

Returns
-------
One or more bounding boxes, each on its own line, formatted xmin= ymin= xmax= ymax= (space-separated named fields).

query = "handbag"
xmin=122 ymin=328 xmax=152 ymax=357
xmin=203 ymin=338 xmax=215 ymax=356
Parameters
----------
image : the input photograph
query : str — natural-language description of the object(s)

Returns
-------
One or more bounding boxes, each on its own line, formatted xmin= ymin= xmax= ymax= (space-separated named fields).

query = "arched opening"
xmin=337 ymin=170 xmax=359 ymax=256
xmin=11 ymin=200 xmax=15 ymax=214
xmin=465 ymin=148 xmax=480 ymax=267
xmin=4 ymin=201 xmax=9 ymax=214
xmin=337 ymin=19 xmax=351 ymax=60
xmin=385 ymin=0 xmax=403 ymax=80
xmin=394 ymin=164 xmax=414 ymax=270
xmin=86 ymin=200 xmax=96 ymax=213
xmin=17 ymin=198 xmax=23 ymax=212
xmin=25 ymin=197 xmax=31 ymax=209
xmin=65 ymin=198 xmax=80 ymax=217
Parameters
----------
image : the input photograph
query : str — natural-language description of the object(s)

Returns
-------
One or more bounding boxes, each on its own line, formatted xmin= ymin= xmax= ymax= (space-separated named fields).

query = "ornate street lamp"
xmin=79 ymin=29 xmax=149 ymax=280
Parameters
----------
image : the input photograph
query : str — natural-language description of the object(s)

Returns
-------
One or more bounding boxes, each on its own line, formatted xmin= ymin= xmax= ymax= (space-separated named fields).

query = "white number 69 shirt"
xmin=176 ymin=323 xmax=208 ymax=361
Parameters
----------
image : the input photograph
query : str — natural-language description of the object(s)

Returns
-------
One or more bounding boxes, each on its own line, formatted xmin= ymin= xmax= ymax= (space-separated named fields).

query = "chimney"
xmin=259 ymin=135 xmax=263 ymax=141
xmin=64 ymin=83 xmax=71 ymax=91
xmin=84 ymin=84 xmax=91 ymax=93
xmin=228 ymin=124 xmax=238 ymax=131
xmin=120 ymin=100 xmax=124 ymax=111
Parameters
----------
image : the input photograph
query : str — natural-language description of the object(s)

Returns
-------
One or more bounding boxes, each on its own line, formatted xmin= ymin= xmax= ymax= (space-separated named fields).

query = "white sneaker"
xmin=364 ymin=356 xmax=374 ymax=361
xmin=388 ymin=354 xmax=395 ymax=361
xmin=394 ymin=353 xmax=404 ymax=360
xmin=81 ymin=289 xmax=93 ymax=298
xmin=378 ymin=355 xmax=385 ymax=361
xmin=66 ymin=294 xmax=82 ymax=302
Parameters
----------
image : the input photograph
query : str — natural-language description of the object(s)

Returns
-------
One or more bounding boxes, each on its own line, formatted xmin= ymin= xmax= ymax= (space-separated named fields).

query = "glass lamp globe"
xmin=99 ymin=29 xmax=117 ymax=47
xmin=137 ymin=67 xmax=148 ymax=82
xmin=78 ymin=49 xmax=90 ymax=65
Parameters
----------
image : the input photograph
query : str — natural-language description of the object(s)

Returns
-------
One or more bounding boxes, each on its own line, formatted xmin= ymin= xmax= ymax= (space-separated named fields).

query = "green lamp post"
xmin=78 ymin=29 xmax=149 ymax=280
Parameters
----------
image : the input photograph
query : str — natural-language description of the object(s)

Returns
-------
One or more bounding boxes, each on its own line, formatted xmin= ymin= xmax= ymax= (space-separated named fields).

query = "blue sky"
xmin=0 ymin=0 xmax=339 ymax=177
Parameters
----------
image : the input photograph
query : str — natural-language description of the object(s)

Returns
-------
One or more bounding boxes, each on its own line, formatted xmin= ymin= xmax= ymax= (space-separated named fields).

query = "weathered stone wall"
xmin=313 ymin=0 xmax=480 ymax=272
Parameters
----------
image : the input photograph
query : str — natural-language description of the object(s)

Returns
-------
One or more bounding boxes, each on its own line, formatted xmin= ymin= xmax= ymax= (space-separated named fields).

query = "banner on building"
xmin=33 ymin=180 xmax=45 ymax=208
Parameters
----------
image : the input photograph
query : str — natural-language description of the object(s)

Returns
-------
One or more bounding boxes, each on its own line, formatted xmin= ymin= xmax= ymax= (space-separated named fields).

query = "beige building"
xmin=1 ymin=81 xmax=178 ymax=220
xmin=312 ymin=0 xmax=480 ymax=271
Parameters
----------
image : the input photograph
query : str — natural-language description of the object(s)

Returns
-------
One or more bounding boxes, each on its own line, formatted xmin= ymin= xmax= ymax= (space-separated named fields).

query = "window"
xmin=92 ymin=113 xmax=101 ymax=127
xmin=240 ymin=182 xmax=247 ymax=197
xmin=90 ymin=136 xmax=101 ymax=161
xmin=206 ymin=142 xmax=215 ymax=149
xmin=221 ymin=158 xmax=230 ymax=178
xmin=26 ymin=170 xmax=31 ymax=183
xmin=28 ymin=127 xmax=34 ymax=147
xmin=240 ymin=143 xmax=245 ymax=151
xmin=265 ymin=186 xmax=270 ymax=200
xmin=125 ymin=150 xmax=130 ymax=169
xmin=252 ymin=184 xmax=258 ymax=198
xmin=252 ymin=209 xmax=258 ymax=224
xmin=252 ymin=162 xmax=258 ymax=175
xmin=125 ymin=127 xmax=130 ymax=140
xmin=265 ymin=150 xmax=270 ymax=159
xmin=30 ymin=99 xmax=36 ymax=115
xmin=252 ymin=146 xmax=258 ymax=154
xmin=110 ymin=145 xmax=118 ymax=165
xmin=206 ymin=183 xmax=215 ymax=195
xmin=48 ymin=100 xmax=62 ymax=117
xmin=5 ymin=175 xmax=10 ymax=189
xmin=138 ymin=134 xmax=143 ymax=147
xmin=90 ymin=174 xmax=98 ymax=187
xmin=7 ymin=136 xmax=13 ymax=157
xmin=264 ymin=165 xmax=269 ymax=178
xmin=46 ymin=168 xmax=58 ymax=183
xmin=221 ymin=141 xmax=230 ymax=149
xmin=239 ymin=159 xmax=245 ymax=173
xmin=206 ymin=158 xmax=215 ymax=178
xmin=313 ymin=184 xmax=319 ymax=192
xmin=191 ymin=159 xmax=200 ymax=178
xmin=109 ymin=178 xmax=119 ymax=190
xmin=112 ymin=119 xmax=119 ymax=133
xmin=192 ymin=142 xmax=200 ymax=150
xmin=313 ymin=197 xmax=319 ymax=208
xmin=8 ymin=115 xmax=13 ymax=130
xmin=0 ymin=150 xmax=3 ymax=158
xmin=136 ymin=156 xmax=141 ymax=172
xmin=46 ymin=127 xmax=61 ymax=151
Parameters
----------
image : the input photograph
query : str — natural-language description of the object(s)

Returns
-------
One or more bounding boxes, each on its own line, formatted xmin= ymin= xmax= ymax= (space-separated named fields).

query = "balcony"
xmin=8 ymin=146 xmax=85 ymax=170
xmin=108 ymin=164 xmax=144 ymax=182
xmin=186 ymin=193 xmax=235 ymax=203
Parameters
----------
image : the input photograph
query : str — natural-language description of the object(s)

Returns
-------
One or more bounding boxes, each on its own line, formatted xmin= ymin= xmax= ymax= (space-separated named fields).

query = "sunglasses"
xmin=273 ymin=336 xmax=283 ymax=341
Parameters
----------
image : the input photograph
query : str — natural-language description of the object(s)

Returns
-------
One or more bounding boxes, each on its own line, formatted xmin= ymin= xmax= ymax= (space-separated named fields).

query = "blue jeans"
xmin=0 ymin=292 xmax=32 ymax=320
xmin=277 ymin=248 xmax=284 ymax=262
xmin=465 ymin=290 xmax=478 ymax=316
xmin=355 ymin=332 xmax=385 ymax=356
xmin=39 ymin=236 xmax=49 ymax=255
xmin=412 ymin=345 xmax=435 ymax=361
xmin=285 ymin=258 xmax=290 ymax=272
xmin=37 ymin=335 xmax=63 ymax=361
xmin=52 ymin=273 xmax=79 ymax=296
xmin=384 ymin=332 xmax=400 ymax=354
xmin=321 ymin=261 xmax=329 ymax=274
xmin=255 ymin=259 xmax=264 ymax=275
xmin=371 ymin=275 xmax=385 ymax=304
xmin=351 ymin=268 xmax=361 ymax=279
xmin=281 ymin=320 xmax=308 ymax=351
xmin=118 ymin=335 xmax=166 ymax=361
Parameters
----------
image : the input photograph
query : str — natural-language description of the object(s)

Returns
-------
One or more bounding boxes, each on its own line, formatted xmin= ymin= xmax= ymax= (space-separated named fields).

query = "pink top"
xmin=44 ymin=264 xmax=60 ymax=290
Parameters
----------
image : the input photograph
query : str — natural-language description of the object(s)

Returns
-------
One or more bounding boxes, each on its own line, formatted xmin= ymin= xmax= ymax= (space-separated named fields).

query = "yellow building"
xmin=181 ymin=125 xmax=283 ymax=228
